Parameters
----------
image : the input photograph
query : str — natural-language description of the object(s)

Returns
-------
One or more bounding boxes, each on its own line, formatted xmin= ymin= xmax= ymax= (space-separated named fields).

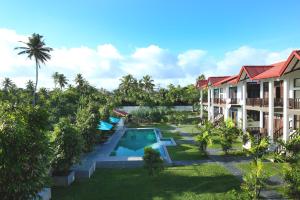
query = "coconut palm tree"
xmin=58 ymin=74 xmax=68 ymax=90
xmin=26 ymin=80 xmax=35 ymax=94
xmin=52 ymin=72 xmax=60 ymax=88
xmin=141 ymin=75 xmax=154 ymax=92
xmin=2 ymin=78 xmax=14 ymax=92
xmin=75 ymin=73 xmax=85 ymax=88
xmin=15 ymin=33 xmax=53 ymax=105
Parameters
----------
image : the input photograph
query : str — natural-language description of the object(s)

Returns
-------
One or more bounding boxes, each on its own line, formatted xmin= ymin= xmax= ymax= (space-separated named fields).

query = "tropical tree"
xmin=15 ymin=33 xmax=53 ymax=105
xmin=141 ymin=75 xmax=154 ymax=92
xmin=26 ymin=80 xmax=35 ymax=93
xmin=143 ymin=147 xmax=164 ymax=176
xmin=52 ymin=72 xmax=60 ymax=88
xmin=75 ymin=73 xmax=85 ymax=88
xmin=2 ymin=78 xmax=14 ymax=92
xmin=58 ymin=73 xmax=68 ymax=90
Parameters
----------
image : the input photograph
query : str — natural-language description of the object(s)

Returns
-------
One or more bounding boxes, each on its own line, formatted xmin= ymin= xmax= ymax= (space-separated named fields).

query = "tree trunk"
xmin=34 ymin=58 xmax=38 ymax=106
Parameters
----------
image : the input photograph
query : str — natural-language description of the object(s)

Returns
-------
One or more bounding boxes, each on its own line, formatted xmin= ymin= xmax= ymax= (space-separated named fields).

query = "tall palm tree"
xmin=15 ymin=33 xmax=53 ymax=105
xmin=58 ymin=74 xmax=68 ymax=90
xmin=52 ymin=72 xmax=60 ymax=88
xmin=26 ymin=80 xmax=35 ymax=94
xmin=75 ymin=73 xmax=85 ymax=88
xmin=142 ymin=75 xmax=154 ymax=92
xmin=2 ymin=78 xmax=14 ymax=92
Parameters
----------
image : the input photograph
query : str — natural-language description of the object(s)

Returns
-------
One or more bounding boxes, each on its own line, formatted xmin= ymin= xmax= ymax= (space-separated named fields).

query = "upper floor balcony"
xmin=228 ymin=98 xmax=239 ymax=105
xmin=289 ymin=98 xmax=300 ymax=109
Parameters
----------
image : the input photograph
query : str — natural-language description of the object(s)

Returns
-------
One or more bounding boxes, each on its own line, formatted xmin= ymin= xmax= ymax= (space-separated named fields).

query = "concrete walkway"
xmin=173 ymin=126 xmax=285 ymax=199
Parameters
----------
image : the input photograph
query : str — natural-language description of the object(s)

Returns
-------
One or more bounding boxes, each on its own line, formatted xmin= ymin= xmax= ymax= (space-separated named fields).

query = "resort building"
xmin=197 ymin=50 xmax=300 ymax=143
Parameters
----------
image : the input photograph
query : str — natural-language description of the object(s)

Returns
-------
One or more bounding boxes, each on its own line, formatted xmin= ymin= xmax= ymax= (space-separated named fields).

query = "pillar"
xmin=208 ymin=88 xmax=211 ymax=120
xmin=283 ymin=79 xmax=289 ymax=142
xmin=200 ymin=90 xmax=203 ymax=119
xmin=259 ymin=82 xmax=264 ymax=129
xmin=242 ymin=82 xmax=247 ymax=132
xmin=268 ymin=80 xmax=274 ymax=142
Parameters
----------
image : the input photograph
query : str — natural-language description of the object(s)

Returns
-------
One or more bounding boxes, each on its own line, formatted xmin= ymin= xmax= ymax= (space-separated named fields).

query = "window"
xmin=295 ymin=78 xmax=300 ymax=87
xmin=295 ymin=90 xmax=300 ymax=99
xmin=294 ymin=115 xmax=300 ymax=130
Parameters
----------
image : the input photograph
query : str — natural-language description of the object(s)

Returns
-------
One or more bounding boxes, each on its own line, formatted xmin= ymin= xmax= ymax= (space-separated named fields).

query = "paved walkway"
xmin=173 ymin=126 xmax=284 ymax=199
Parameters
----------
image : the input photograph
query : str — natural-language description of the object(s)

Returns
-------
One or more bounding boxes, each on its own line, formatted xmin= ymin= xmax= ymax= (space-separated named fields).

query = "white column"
xmin=259 ymin=82 xmax=264 ymax=129
xmin=207 ymin=88 xmax=211 ymax=120
xmin=224 ymin=86 xmax=229 ymax=120
xmin=200 ymin=90 xmax=203 ymax=119
xmin=211 ymin=89 xmax=215 ymax=120
xmin=219 ymin=88 xmax=221 ymax=114
xmin=283 ymin=79 xmax=289 ymax=142
xmin=268 ymin=80 xmax=274 ymax=142
xmin=242 ymin=82 xmax=247 ymax=132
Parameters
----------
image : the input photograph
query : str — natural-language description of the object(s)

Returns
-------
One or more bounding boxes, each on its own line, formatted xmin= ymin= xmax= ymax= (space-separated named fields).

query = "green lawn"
xmin=178 ymin=124 xmax=199 ymax=135
xmin=52 ymin=164 xmax=240 ymax=200
xmin=209 ymin=135 xmax=243 ymax=150
xmin=235 ymin=162 xmax=289 ymax=178
xmin=167 ymin=144 xmax=207 ymax=161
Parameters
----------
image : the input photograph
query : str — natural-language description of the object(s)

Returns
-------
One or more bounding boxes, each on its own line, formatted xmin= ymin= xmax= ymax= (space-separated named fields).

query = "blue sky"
xmin=0 ymin=0 xmax=299 ymax=89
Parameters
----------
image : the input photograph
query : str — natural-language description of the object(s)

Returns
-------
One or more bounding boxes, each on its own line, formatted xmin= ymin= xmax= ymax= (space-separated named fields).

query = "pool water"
xmin=110 ymin=129 xmax=169 ymax=157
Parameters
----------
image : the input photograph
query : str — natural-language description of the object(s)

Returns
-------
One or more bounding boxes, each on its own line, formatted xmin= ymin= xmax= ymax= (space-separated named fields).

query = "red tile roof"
xmin=208 ymin=76 xmax=230 ymax=86
xmin=252 ymin=61 xmax=286 ymax=80
xmin=279 ymin=50 xmax=300 ymax=76
xmin=214 ymin=75 xmax=238 ymax=86
xmin=236 ymin=65 xmax=273 ymax=82
xmin=196 ymin=79 xmax=208 ymax=89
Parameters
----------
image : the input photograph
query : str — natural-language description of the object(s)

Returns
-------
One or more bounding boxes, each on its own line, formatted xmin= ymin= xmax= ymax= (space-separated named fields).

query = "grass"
xmin=235 ymin=162 xmax=289 ymax=179
xmin=167 ymin=144 xmax=208 ymax=161
xmin=52 ymin=164 xmax=240 ymax=200
xmin=209 ymin=134 xmax=243 ymax=150
xmin=177 ymin=124 xmax=199 ymax=135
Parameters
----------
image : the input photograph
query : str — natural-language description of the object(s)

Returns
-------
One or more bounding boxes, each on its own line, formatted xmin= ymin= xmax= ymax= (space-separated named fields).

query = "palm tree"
xmin=26 ymin=80 xmax=35 ymax=94
xmin=15 ymin=33 xmax=53 ymax=105
xmin=2 ymin=78 xmax=13 ymax=92
xmin=75 ymin=73 xmax=85 ymax=88
xmin=142 ymin=75 xmax=154 ymax=92
xmin=52 ymin=72 xmax=60 ymax=88
xmin=58 ymin=74 xmax=68 ymax=90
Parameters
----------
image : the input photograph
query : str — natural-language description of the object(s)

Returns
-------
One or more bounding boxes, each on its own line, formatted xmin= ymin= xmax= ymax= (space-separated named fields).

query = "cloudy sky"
xmin=0 ymin=0 xmax=299 ymax=90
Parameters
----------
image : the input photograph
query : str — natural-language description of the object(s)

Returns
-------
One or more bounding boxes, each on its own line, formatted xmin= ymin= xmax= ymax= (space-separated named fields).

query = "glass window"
xmin=295 ymin=90 xmax=300 ymax=99
xmin=295 ymin=79 xmax=300 ymax=87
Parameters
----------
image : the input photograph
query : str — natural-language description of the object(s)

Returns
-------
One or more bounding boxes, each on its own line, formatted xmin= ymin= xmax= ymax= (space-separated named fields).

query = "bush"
xmin=195 ymin=122 xmax=213 ymax=152
xmin=143 ymin=147 xmax=164 ymax=176
xmin=51 ymin=117 xmax=83 ymax=175
xmin=284 ymin=161 xmax=300 ymax=198
xmin=0 ymin=104 xmax=51 ymax=200
xmin=76 ymin=102 xmax=100 ymax=152
xmin=241 ymin=160 xmax=268 ymax=199
xmin=215 ymin=119 xmax=242 ymax=154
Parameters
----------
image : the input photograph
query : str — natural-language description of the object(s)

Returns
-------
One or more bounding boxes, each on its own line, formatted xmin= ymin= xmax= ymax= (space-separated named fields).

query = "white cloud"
xmin=0 ymin=28 xmax=297 ymax=90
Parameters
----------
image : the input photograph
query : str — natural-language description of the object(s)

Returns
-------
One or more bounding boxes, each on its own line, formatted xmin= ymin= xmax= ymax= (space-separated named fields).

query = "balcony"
xmin=289 ymin=98 xmax=300 ymax=109
xmin=246 ymin=98 xmax=263 ymax=107
xmin=220 ymin=99 xmax=226 ymax=104
xmin=274 ymin=98 xmax=283 ymax=107
xmin=213 ymin=98 xmax=220 ymax=104
xmin=228 ymin=98 xmax=239 ymax=104
xmin=202 ymin=98 xmax=208 ymax=103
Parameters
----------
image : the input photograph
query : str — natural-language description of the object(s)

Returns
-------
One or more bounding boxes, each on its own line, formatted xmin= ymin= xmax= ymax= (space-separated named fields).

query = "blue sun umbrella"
xmin=109 ymin=116 xmax=120 ymax=124
xmin=98 ymin=121 xmax=113 ymax=131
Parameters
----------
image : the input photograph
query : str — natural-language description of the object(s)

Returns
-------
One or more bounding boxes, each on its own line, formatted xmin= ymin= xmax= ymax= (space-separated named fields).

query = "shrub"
xmin=215 ymin=119 xmax=242 ymax=154
xmin=0 ymin=104 xmax=51 ymax=200
xmin=143 ymin=147 xmax=164 ymax=176
xmin=245 ymin=133 xmax=269 ymax=161
xmin=195 ymin=132 xmax=211 ymax=152
xmin=241 ymin=160 xmax=268 ymax=200
xmin=284 ymin=161 xmax=300 ymax=198
xmin=76 ymin=102 xmax=100 ymax=152
xmin=51 ymin=117 xmax=83 ymax=175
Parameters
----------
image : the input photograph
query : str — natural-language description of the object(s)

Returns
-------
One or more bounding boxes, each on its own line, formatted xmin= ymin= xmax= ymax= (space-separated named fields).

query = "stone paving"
xmin=174 ymin=126 xmax=285 ymax=200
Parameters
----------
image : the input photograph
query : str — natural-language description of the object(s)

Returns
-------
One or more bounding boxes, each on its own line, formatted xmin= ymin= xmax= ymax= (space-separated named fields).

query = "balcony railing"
xmin=202 ymin=98 xmax=208 ymax=103
xmin=229 ymin=98 xmax=238 ymax=104
xmin=246 ymin=98 xmax=262 ymax=107
xmin=289 ymin=98 xmax=300 ymax=109
xmin=220 ymin=99 xmax=226 ymax=104
xmin=213 ymin=98 xmax=220 ymax=104
xmin=274 ymin=98 xmax=283 ymax=107
xmin=274 ymin=127 xmax=283 ymax=141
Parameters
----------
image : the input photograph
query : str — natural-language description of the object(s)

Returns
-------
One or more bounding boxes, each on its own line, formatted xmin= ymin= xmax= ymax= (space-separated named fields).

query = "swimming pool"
xmin=110 ymin=128 xmax=175 ymax=159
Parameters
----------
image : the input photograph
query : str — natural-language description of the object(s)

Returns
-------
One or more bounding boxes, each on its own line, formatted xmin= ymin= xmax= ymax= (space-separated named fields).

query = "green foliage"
xmin=240 ymin=160 xmax=269 ymax=200
xmin=245 ymin=133 xmax=269 ymax=161
xmin=51 ymin=118 xmax=83 ymax=174
xmin=284 ymin=161 xmax=300 ymax=198
xmin=214 ymin=119 xmax=242 ymax=154
xmin=76 ymin=101 xmax=100 ymax=152
xmin=195 ymin=122 xmax=213 ymax=152
xmin=0 ymin=103 xmax=51 ymax=200
xmin=143 ymin=147 xmax=164 ymax=176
